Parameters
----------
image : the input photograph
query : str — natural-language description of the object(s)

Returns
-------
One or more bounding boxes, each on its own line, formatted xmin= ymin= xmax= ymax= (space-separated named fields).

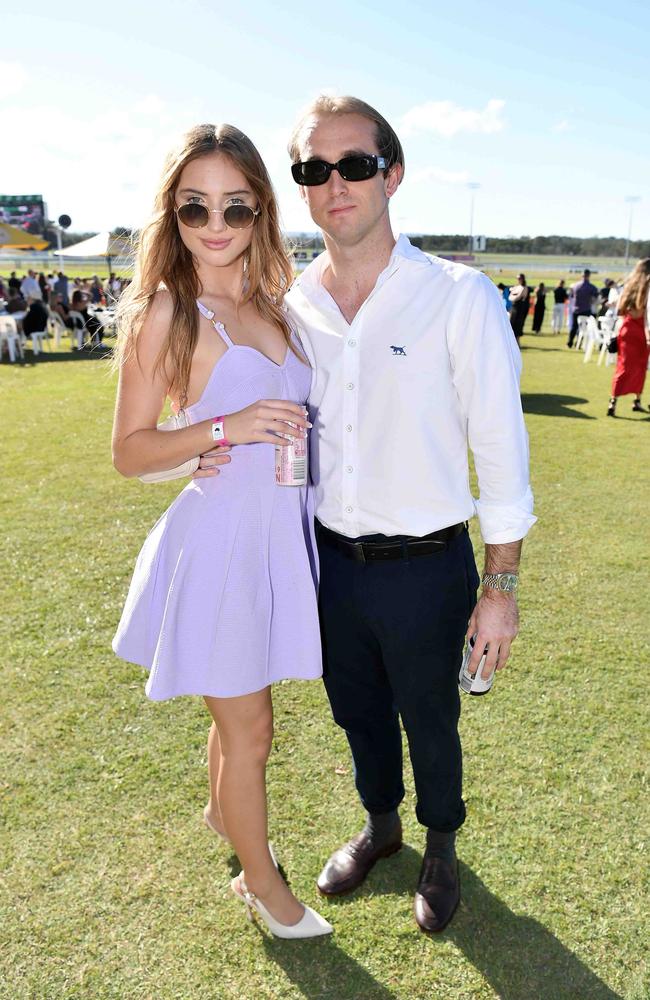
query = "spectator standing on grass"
xmin=567 ymin=268 xmax=598 ymax=348
xmin=552 ymin=279 xmax=568 ymax=333
xmin=90 ymin=275 xmax=103 ymax=304
xmin=20 ymin=270 xmax=41 ymax=300
xmin=497 ymin=281 xmax=511 ymax=311
xmin=38 ymin=272 xmax=49 ymax=304
xmin=509 ymin=272 xmax=530 ymax=343
xmin=532 ymin=282 xmax=546 ymax=333
xmin=599 ymin=279 xmax=614 ymax=316
xmin=112 ymin=122 xmax=332 ymax=941
xmin=8 ymin=271 xmax=21 ymax=293
xmin=607 ymin=258 xmax=650 ymax=417
xmin=106 ymin=272 xmax=122 ymax=303
xmin=54 ymin=271 xmax=69 ymax=305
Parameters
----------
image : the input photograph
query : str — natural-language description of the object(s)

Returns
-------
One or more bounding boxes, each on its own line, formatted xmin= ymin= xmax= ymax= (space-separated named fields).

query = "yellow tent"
xmin=0 ymin=223 xmax=48 ymax=250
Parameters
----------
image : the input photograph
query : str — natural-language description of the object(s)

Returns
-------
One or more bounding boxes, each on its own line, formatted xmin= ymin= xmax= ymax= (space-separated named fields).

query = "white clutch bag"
xmin=138 ymin=409 xmax=200 ymax=484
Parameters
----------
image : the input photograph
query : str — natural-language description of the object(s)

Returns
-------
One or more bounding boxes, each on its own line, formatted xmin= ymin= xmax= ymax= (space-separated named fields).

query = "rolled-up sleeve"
xmin=448 ymin=272 xmax=537 ymax=544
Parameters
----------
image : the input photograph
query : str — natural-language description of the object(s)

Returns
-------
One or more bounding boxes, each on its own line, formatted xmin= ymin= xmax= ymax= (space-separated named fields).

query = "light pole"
xmin=467 ymin=182 xmax=480 ymax=255
xmin=624 ymin=196 xmax=640 ymax=267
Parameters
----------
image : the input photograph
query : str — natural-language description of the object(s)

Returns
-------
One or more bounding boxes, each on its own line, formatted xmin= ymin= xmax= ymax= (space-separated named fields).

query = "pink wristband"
xmin=211 ymin=416 xmax=231 ymax=446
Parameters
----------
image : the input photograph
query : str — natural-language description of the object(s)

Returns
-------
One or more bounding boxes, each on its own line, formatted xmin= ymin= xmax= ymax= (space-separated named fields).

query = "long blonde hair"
xmin=618 ymin=257 xmax=650 ymax=317
xmin=114 ymin=123 xmax=297 ymax=401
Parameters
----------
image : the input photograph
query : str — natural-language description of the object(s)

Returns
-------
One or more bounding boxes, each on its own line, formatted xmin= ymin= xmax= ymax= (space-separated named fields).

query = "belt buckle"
xmin=351 ymin=541 xmax=367 ymax=564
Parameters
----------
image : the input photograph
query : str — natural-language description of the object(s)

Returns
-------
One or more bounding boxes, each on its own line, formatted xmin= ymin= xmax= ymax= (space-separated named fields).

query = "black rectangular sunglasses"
xmin=291 ymin=154 xmax=387 ymax=187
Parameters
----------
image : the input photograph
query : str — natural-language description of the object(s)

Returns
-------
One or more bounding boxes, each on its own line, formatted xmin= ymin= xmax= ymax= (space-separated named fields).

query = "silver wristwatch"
xmin=481 ymin=572 xmax=519 ymax=593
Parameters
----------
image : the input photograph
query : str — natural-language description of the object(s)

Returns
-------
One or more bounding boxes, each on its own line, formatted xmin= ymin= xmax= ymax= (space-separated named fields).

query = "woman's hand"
xmin=224 ymin=399 xmax=311 ymax=446
xmin=193 ymin=445 xmax=232 ymax=479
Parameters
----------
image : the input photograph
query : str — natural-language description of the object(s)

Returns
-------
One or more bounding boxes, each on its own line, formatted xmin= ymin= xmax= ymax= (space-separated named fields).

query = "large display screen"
xmin=0 ymin=195 xmax=47 ymax=234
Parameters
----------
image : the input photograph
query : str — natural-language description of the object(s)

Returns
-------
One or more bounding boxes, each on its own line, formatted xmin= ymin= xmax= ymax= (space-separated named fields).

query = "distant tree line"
xmin=408 ymin=234 xmax=650 ymax=257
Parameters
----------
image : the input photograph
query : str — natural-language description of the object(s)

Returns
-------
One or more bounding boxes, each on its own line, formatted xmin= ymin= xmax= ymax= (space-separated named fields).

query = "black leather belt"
xmin=316 ymin=521 xmax=466 ymax=563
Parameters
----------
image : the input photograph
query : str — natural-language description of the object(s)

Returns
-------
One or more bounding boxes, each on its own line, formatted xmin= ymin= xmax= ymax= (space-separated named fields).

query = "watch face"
xmin=499 ymin=574 xmax=518 ymax=591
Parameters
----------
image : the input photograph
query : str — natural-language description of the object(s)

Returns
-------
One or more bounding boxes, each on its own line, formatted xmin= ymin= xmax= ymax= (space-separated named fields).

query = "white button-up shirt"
xmin=286 ymin=235 xmax=536 ymax=544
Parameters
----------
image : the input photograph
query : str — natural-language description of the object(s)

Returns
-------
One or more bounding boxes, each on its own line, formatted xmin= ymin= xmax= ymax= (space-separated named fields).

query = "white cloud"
xmin=0 ymin=60 xmax=28 ymax=99
xmin=552 ymin=119 xmax=571 ymax=132
xmin=0 ymin=96 xmax=203 ymax=231
xmin=410 ymin=166 xmax=470 ymax=185
xmin=133 ymin=94 xmax=165 ymax=116
xmin=401 ymin=99 xmax=506 ymax=138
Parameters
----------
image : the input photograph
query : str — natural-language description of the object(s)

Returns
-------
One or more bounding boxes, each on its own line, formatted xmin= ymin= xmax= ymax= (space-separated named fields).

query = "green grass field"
xmin=1 ymin=314 xmax=648 ymax=999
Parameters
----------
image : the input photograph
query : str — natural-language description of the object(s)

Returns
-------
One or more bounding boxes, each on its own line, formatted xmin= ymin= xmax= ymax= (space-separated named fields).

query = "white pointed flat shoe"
xmin=231 ymin=874 xmax=333 ymax=939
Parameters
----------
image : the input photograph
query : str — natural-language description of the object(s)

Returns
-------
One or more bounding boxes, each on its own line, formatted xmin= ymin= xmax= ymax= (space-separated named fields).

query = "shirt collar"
xmin=295 ymin=232 xmax=431 ymax=294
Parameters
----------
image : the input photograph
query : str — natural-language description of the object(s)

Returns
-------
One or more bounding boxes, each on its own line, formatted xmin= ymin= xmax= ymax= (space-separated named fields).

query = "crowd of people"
xmin=498 ymin=269 xmax=623 ymax=343
xmin=0 ymin=269 xmax=128 ymax=351
xmin=2 ymin=258 xmax=648 ymax=419
xmin=498 ymin=266 xmax=650 ymax=416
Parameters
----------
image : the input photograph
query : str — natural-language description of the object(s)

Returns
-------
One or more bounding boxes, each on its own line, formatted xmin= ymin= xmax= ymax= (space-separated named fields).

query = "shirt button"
xmin=346 ymin=382 xmax=355 ymax=390
xmin=345 ymin=506 xmax=353 ymax=513
xmin=346 ymin=465 xmax=353 ymax=473
xmin=346 ymin=424 xmax=352 ymax=432
xmin=348 ymin=339 xmax=357 ymax=347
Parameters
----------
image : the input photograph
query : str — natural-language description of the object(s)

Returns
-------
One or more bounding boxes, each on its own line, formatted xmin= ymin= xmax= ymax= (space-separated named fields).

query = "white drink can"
xmin=459 ymin=635 xmax=494 ymax=695
xmin=275 ymin=425 xmax=308 ymax=486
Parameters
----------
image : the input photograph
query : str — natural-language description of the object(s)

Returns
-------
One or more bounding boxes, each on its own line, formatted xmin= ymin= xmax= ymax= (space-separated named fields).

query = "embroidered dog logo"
xmin=390 ymin=345 xmax=407 ymax=356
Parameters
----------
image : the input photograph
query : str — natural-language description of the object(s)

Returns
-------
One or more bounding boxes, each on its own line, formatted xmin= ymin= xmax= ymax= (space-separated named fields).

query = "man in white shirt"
xmin=20 ymin=270 xmax=41 ymax=301
xmin=287 ymin=94 xmax=535 ymax=933
xmin=199 ymin=95 xmax=535 ymax=933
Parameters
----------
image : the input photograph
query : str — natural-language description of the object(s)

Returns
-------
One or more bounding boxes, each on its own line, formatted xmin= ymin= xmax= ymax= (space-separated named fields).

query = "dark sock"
xmin=426 ymin=828 xmax=457 ymax=865
xmin=363 ymin=810 xmax=400 ymax=846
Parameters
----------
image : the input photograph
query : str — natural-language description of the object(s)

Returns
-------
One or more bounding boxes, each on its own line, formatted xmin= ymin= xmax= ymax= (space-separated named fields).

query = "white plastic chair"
xmin=583 ymin=316 xmax=601 ymax=363
xmin=68 ymin=311 xmax=86 ymax=350
xmin=25 ymin=329 xmax=48 ymax=355
xmin=575 ymin=315 xmax=591 ymax=350
xmin=0 ymin=315 xmax=25 ymax=362
xmin=48 ymin=313 xmax=66 ymax=348
xmin=597 ymin=316 xmax=616 ymax=367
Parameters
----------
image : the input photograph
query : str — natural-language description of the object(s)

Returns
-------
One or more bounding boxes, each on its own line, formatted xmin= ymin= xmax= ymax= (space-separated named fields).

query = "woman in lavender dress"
xmin=112 ymin=124 xmax=331 ymax=939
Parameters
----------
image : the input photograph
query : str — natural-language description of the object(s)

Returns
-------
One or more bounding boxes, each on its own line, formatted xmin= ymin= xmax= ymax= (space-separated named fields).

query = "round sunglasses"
xmin=175 ymin=202 xmax=260 ymax=230
xmin=291 ymin=154 xmax=387 ymax=187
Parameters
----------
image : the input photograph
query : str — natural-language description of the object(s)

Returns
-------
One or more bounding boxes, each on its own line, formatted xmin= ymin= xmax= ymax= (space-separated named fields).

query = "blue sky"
xmin=3 ymin=0 xmax=649 ymax=240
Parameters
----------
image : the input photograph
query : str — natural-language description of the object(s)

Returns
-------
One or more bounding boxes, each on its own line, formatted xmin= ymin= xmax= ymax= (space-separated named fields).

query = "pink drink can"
xmin=275 ymin=425 xmax=308 ymax=486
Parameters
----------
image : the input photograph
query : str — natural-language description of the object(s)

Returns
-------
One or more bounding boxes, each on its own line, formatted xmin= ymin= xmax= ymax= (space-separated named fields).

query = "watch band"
xmin=211 ymin=416 xmax=230 ymax=446
xmin=481 ymin=572 xmax=519 ymax=593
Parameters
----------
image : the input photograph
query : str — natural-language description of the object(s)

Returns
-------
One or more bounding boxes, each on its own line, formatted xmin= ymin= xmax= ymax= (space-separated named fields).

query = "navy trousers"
xmin=317 ymin=525 xmax=480 ymax=833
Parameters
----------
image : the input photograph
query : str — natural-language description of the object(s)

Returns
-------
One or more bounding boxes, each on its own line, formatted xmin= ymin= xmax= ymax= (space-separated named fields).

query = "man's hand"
xmin=465 ymin=590 xmax=519 ymax=680
xmin=193 ymin=445 xmax=232 ymax=479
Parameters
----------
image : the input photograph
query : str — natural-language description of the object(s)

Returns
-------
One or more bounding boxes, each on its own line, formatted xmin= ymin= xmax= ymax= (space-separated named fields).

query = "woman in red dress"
xmin=607 ymin=258 xmax=650 ymax=417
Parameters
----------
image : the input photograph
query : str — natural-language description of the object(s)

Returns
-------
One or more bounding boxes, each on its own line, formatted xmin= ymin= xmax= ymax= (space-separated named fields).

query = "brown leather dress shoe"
xmin=317 ymin=823 xmax=403 ymax=896
xmin=413 ymin=851 xmax=460 ymax=933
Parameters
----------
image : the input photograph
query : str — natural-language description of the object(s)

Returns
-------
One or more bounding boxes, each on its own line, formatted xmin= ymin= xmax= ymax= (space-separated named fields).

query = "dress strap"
xmin=196 ymin=299 xmax=234 ymax=348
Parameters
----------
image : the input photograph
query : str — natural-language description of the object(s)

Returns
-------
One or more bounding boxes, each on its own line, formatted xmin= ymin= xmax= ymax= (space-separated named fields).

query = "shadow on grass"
xmin=521 ymin=393 xmax=595 ymax=419
xmin=262 ymin=935 xmax=400 ymax=1000
xmin=251 ymin=852 xmax=621 ymax=1000
xmin=442 ymin=864 xmax=622 ymax=1000
xmin=1 ymin=347 xmax=111 ymax=366
xmin=521 ymin=344 xmax=566 ymax=352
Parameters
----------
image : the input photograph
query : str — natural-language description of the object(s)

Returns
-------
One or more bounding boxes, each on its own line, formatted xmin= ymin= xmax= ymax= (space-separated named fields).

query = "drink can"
xmin=275 ymin=425 xmax=308 ymax=486
xmin=459 ymin=635 xmax=494 ymax=695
